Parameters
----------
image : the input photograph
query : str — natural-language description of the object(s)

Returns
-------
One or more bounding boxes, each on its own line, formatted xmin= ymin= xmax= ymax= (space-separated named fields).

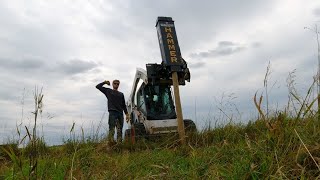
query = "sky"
xmin=1 ymin=0 xmax=320 ymax=145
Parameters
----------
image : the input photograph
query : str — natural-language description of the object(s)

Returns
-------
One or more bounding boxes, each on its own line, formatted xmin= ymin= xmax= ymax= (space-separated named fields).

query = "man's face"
xmin=113 ymin=81 xmax=120 ymax=90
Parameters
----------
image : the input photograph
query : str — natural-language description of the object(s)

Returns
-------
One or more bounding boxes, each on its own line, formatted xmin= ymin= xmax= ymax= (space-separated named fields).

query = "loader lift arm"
xmin=127 ymin=68 xmax=148 ymax=114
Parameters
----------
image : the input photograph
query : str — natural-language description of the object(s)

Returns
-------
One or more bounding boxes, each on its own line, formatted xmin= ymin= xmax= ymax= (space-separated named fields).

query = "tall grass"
xmin=0 ymin=87 xmax=48 ymax=179
xmin=1 ymin=67 xmax=320 ymax=178
xmin=1 ymin=110 xmax=319 ymax=178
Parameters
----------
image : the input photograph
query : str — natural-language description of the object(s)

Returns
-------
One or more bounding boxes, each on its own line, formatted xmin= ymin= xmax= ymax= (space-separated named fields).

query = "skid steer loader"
xmin=124 ymin=64 xmax=196 ymax=141
xmin=124 ymin=16 xmax=196 ymax=142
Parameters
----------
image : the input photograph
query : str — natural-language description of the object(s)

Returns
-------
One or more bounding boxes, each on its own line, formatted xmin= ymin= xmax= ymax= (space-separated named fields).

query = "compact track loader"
xmin=124 ymin=17 xmax=196 ymax=141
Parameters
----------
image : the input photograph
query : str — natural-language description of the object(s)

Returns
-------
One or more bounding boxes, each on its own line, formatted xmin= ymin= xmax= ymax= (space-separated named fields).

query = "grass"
xmin=1 ymin=114 xmax=320 ymax=179
xmin=1 ymin=67 xmax=320 ymax=179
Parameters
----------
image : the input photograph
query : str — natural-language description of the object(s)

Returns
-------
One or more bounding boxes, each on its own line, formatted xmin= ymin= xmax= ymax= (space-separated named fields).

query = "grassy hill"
xmin=1 ymin=114 xmax=320 ymax=179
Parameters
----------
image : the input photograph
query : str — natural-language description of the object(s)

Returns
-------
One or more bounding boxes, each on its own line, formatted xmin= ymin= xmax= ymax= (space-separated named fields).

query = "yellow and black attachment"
xmin=147 ymin=17 xmax=190 ymax=86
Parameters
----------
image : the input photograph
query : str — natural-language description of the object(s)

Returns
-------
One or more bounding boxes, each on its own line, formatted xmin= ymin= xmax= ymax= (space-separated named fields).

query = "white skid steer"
xmin=124 ymin=16 xmax=196 ymax=142
xmin=124 ymin=65 xmax=196 ymax=142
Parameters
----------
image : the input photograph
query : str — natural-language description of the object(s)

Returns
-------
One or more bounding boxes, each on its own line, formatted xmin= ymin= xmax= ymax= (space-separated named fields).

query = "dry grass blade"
xmin=150 ymin=164 xmax=168 ymax=170
xmin=217 ymin=107 xmax=232 ymax=121
xmin=304 ymin=95 xmax=318 ymax=117
xmin=253 ymin=92 xmax=266 ymax=121
xmin=30 ymin=161 xmax=38 ymax=175
xmin=70 ymin=122 xmax=75 ymax=133
xmin=245 ymin=133 xmax=252 ymax=150
xmin=16 ymin=126 xmax=20 ymax=137
xmin=20 ymin=134 xmax=28 ymax=144
xmin=295 ymin=80 xmax=316 ymax=120
xmin=294 ymin=129 xmax=320 ymax=171
xmin=25 ymin=126 xmax=31 ymax=141
xmin=290 ymin=92 xmax=302 ymax=105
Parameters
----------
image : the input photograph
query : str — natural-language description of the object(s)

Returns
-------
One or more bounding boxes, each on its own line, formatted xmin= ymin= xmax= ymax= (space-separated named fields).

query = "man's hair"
xmin=113 ymin=79 xmax=120 ymax=84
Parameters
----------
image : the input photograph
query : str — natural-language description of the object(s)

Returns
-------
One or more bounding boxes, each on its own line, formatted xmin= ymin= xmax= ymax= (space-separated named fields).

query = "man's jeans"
xmin=108 ymin=110 xmax=124 ymax=142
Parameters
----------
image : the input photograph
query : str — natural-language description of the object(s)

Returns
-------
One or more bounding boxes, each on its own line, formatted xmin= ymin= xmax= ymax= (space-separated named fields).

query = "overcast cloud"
xmin=1 ymin=0 xmax=320 ymax=145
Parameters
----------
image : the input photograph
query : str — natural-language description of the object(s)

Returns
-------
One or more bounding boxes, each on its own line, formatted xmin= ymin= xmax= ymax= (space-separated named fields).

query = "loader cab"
xmin=136 ymin=83 xmax=176 ymax=120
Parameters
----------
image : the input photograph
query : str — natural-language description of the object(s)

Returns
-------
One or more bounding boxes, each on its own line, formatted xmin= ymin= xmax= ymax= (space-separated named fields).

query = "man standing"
xmin=96 ymin=80 xmax=129 ymax=143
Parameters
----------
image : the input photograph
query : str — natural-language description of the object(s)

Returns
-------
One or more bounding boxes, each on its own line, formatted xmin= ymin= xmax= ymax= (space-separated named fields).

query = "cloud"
xmin=219 ymin=41 xmax=236 ymax=46
xmin=0 ymin=58 xmax=45 ymax=71
xmin=54 ymin=59 xmax=99 ymax=75
xmin=189 ymin=61 xmax=206 ymax=69
xmin=314 ymin=7 xmax=320 ymax=16
xmin=190 ymin=41 xmax=246 ymax=59
xmin=0 ymin=88 xmax=20 ymax=101
xmin=1 ymin=0 xmax=320 ymax=145
xmin=251 ymin=42 xmax=262 ymax=48
xmin=108 ymin=0 xmax=276 ymax=53
xmin=0 ymin=57 xmax=100 ymax=77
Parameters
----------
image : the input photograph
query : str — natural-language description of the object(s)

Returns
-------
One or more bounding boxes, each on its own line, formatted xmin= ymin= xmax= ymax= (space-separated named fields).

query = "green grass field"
xmin=1 ymin=69 xmax=320 ymax=179
xmin=1 ymin=114 xmax=319 ymax=179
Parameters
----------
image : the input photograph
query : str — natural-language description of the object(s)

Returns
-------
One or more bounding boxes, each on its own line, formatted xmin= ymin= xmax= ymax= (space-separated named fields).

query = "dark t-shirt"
xmin=96 ymin=82 xmax=128 ymax=114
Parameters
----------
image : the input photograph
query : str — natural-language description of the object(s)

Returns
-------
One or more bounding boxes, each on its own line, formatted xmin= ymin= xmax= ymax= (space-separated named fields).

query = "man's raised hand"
xmin=104 ymin=80 xmax=110 ymax=85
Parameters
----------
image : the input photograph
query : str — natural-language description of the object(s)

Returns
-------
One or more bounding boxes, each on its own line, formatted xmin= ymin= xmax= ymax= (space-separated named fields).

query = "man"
xmin=96 ymin=79 xmax=129 ymax=143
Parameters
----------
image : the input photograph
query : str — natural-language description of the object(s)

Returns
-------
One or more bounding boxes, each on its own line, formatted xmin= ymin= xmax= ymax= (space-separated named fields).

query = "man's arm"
xmin=96 ymin=81 xmax=110 ymax=93
xmin=96 ymin=81 xmax=106 ymax=91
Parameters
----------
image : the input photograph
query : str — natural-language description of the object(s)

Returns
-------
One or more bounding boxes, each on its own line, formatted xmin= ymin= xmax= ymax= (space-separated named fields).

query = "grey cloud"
xmin=314 ymin=7 xmax=320 ymax=16
xmin=0 ymin=58 xmax=45 ymax=71
xmin=189 ymin=61 xmax=206 ymax=69
xmin=53 ymin=59 xmax=99 ymax=75
xmin=0 ymin=0 xmax=313 ymax=144
xmin=252 ymin=42 xmax=262 ymax=48
xmin=0 ymin=57 xmax=99 ymax=76
xmin=215 ymin=46 xmax=246 ymax=56
xmin=88 ymin=1 xmax=147 ymax=42
xmin=92 ymin=18 xmax=133 ymax=42
xmin=0 ymin=89 xmax=19 ymax=101
xmin=0 ymin=26 xmax=72 ymax=60
xmin=80 ymin=0 xmax=277 ymax=75
xmin=91 ymin=0 xmax=276 ymax=52
xmin=219 ymin=41 xmax=235 ymax=46
xmin=0 ymin=3 xmax=75 ymax=61
xmin=300 ymin=56 xmax=317 ymax=70
xmin=190 ymin=41 xmax=246 ymax=59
